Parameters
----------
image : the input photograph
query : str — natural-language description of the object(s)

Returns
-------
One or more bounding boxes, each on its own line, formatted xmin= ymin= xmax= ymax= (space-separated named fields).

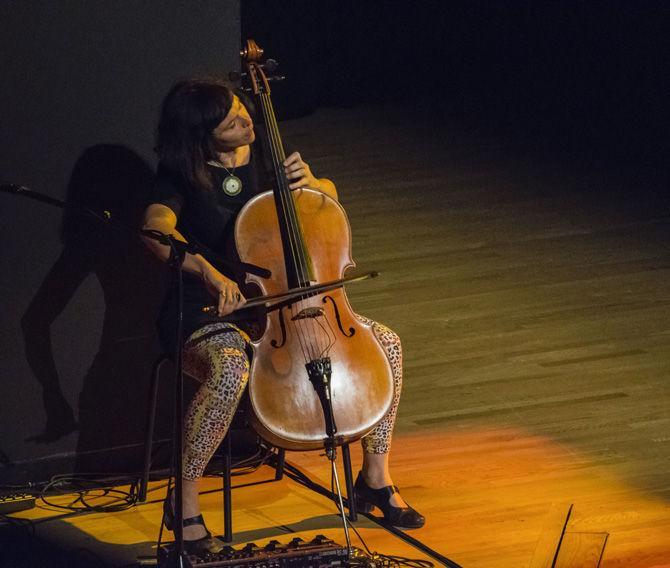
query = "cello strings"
xmin=263 ymin=93 xmax=327 ymax=359
xmin=257 ymin=92 xmax=304 ymax=291
xmin=263 ymin=93 xmax=311 ymax=286
xmin=323 ymin=316 xmax=336 ymax=357
xmin=258 ymin=89 xmax=314 ymax=360
xmin=257 ymin=71 xmax=334 ymax=363
xmin=258 ymin=92 xmax=304 ymax=282
xmin=265 ymin=91 xmax=334 ymax=358
xmin=314 ymin=315 xmax=333 ymax=359
xmin=259 ymin=92 xmax=315 ymax=359
xmin=262 ymin=88 xmax=331 ymax=364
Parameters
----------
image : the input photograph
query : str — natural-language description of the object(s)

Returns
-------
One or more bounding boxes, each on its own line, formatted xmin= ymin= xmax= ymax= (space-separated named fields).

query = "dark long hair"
xmin=155 ymin=77 xmax=234 ymax=191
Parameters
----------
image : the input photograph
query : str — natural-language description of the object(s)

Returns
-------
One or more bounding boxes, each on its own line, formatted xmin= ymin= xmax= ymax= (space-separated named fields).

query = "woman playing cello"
xmin=142 ymin=76 xmax=424 ymax=552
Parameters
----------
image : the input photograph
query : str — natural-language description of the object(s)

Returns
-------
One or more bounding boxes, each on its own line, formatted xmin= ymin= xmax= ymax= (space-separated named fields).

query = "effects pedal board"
xmin=159 ymin=534 xmax=350 ymax=567
xmin=0 ymin=493 xmax=36 ymax=515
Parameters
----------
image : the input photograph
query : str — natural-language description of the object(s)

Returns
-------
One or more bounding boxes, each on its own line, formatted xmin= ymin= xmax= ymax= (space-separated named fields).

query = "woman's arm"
xmin=142 ymin=204 xmax=245 ymax=316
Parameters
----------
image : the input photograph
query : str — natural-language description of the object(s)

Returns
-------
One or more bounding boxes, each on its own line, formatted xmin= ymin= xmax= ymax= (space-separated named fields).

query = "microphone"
xmin=0 ymin=183 xmax=30 ymax=194
xmin=0 ymin=183 xmax=68 ymax=209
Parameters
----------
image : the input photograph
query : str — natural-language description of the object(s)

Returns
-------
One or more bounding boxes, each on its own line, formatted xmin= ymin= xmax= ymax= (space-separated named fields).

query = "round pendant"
xmin=222 ymin=175 xmax=242 ymax=196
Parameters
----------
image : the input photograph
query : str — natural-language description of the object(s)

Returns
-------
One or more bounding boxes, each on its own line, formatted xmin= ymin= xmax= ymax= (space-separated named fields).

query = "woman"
xmin=142 ymin=77 xmax=424 ymax=550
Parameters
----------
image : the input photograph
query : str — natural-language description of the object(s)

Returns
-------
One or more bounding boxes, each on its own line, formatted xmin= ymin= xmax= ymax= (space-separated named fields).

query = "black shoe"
xmin=163 ymin=489 xmax=224 ymax=554
xmin=354 ymin=472 xmax=425 ymax=529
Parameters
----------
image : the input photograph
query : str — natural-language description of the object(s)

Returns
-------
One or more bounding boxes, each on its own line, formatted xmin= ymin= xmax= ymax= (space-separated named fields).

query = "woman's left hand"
xmin=283 ymin=152 xmax=321 ymax=191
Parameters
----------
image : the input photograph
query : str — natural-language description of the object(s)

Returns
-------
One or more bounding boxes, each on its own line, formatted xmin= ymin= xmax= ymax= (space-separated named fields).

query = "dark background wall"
xmin=0 ymin=1 xmax=240 ymax=485
xmin=1 ymin=1 xmax=667 ymax=487
xmin=243 ymin=1 xmax=667 ymax=176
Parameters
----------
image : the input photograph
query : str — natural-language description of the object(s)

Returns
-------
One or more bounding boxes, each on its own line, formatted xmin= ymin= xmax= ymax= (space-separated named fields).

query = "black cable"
xmin=38 ymin=473 xmax=140 ymax=514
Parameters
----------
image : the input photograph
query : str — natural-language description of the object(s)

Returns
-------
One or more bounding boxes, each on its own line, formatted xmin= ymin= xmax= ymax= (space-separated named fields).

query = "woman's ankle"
xmin=179 ymin=479 xmax=202 ymax=518
xmin=361 ymin=453 xmax=393 ymax=488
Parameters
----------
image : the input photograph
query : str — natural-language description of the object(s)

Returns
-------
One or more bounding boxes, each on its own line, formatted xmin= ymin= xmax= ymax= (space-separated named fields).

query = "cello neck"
xmin=242 ymin=39 xmax=314 ymax=288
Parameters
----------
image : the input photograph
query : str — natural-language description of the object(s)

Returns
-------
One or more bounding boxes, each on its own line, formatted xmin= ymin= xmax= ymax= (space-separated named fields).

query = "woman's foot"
xmin=359 ymin=470 xmax=409 ymax=509
xmin=358 ymin=453 xmax=425 ymax=528
xmin=354 ymin=472 xmax=425 ymax=529
xmin=163 ymin=481 xmax=223 ymax=551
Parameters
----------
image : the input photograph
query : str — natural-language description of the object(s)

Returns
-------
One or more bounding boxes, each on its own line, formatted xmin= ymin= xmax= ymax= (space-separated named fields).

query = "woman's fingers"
xmin=216 ymin=285 xmax=231 ymax=316
xmin=289 ymin=176 xmax=310 ymax=190
xmin=283 ymin=151 xmax=301 ymax=167
xmin=217 ymin=285 xmax=246 ymax=316
xmin=285 ymin=166 xmax=306 ymax=178
xmin=284 ymin=152 xmax=320 ymax=190
xmin=217 ymin=288 xmax=228 ymax=316
xmin=284 ymin=153 xmax=309 ymax=177
xmin=233 ymin=291 xmax=246 ymax=310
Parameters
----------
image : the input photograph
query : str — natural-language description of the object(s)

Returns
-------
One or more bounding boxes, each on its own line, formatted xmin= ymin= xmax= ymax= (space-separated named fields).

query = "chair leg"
xmin=274 ymin=448 xmax=286 ymax=480
xmin=139 ymin=356 xmax=167 ymax=502
xmin=222 ymin=433 xmax=233 ymax=543
xmin=342 ymin=443 xmax=357 ymax=521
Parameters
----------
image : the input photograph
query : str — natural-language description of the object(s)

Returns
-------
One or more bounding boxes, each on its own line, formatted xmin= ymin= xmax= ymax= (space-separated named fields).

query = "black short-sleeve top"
xmin=152 ymin=142 xmax=273 ymax=353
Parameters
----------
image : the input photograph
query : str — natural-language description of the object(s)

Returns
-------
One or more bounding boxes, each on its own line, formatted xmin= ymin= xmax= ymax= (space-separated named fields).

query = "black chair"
xmin=139 ymin=355 xmax=358 ymax=542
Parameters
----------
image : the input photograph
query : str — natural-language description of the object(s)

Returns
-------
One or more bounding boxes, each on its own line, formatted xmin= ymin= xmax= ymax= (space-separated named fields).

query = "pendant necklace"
xmin=208 ymin=154 xmax=242 ymax=196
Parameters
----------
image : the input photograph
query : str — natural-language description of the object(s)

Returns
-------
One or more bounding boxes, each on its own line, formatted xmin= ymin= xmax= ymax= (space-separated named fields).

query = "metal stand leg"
xmin=341 ymin=443 xmax=357 ymax=521
xmin=223 ymin=434 xmax=233 ymax=543
xmin=139 ymin=356 xmax=167 ymax=502
xmin=274 ymin=448 xmax=286 ymax=480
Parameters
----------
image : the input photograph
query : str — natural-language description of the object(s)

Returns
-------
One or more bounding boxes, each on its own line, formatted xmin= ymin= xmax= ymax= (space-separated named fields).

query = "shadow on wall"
xmin=20 ymin=145 xmax=168 ymax=474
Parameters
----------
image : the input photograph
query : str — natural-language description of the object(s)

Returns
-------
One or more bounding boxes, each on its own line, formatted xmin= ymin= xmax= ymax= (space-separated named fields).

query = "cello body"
xmin=236 ymin=189 xmax=394 ymax=450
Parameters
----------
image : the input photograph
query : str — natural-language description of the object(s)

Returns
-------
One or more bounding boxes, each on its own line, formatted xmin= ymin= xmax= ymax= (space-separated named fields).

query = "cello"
xmin=232 ymin=40 xmax=395 ymax=453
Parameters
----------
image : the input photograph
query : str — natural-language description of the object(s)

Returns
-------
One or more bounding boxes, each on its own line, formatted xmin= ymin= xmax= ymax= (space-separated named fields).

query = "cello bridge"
xmin=291 ymin=307 xmax=325 ymax=321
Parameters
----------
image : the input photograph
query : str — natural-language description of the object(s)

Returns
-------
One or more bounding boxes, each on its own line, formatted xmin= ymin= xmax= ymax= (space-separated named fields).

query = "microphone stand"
xmin=0 ymin=182 xmax=268 ymax=568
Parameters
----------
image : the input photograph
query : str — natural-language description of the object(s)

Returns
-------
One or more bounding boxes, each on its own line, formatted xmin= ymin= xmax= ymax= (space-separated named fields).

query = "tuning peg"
xmin=267 ymin=75 xmax=286 ymax=82
xmin=228 ymin=71 xmax=248 ymax=82
xmin=261 ymin=59 xmax=279 ymax=71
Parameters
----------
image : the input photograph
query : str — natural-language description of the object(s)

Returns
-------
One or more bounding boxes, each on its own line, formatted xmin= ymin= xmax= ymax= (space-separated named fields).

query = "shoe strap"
xmin=183 ymin=514 xmax=206 ymax=528
xmin=356 ymin=472 xmax=401 ymax=499
xmin=376 ymin=484 xmax=400 ymax=499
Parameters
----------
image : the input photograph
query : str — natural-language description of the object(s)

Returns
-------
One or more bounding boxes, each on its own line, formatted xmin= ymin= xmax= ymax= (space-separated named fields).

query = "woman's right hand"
xmin=202 ymin=266 xmax=246 ymax=317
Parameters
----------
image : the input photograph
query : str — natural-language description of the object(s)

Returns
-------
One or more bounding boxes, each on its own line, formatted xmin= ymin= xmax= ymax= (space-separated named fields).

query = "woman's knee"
xmin=202 ymin=346 xmax=250 ymax=398
xmin=373 ymin=323 xmax=402 ymax=359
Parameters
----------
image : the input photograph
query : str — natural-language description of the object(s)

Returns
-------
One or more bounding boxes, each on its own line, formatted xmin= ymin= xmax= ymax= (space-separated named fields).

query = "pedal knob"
xmin=242 ymin=542 xmax=257 ymax=557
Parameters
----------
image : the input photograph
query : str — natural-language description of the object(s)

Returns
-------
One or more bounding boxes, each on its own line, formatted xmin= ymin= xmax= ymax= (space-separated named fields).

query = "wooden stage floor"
xmin=2 ymin=102 xmax=670 ymax=567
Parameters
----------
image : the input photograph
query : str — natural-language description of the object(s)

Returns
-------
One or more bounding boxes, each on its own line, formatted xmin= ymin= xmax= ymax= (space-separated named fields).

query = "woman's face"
xmin=211 ymin=96 xmax=255 ymax=151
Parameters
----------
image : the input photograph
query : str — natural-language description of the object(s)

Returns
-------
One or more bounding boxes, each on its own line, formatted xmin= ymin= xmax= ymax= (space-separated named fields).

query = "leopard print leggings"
xmin=181 ymin=316 xmax=403 ymax=481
